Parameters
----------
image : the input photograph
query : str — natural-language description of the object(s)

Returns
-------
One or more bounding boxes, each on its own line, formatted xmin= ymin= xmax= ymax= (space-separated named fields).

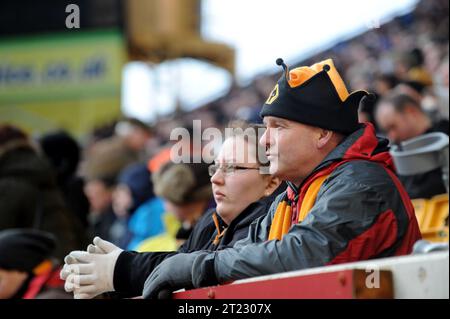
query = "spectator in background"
xmin=85 ymin=117 xmax=154 ymax=154
xmin=402 ymin=48 xmax=434 ymax=87
xmin=374 ymin=73 xmax=399 ymax=96
xmin=126 ymin=195 xmax=165 ymax=251
xmin=82 ymin=135 xmax=138 ymax=242
xmin=39 ymin=131 xmax=90 ymax=228
xmin=87 ymin=120 xmax=118 ymax=146
xmin=126 ymin=162 xmax=166 ymax=251
xmin=393 ymin=80 xmax=447 ymax=124
xmin=137 ymin=161 xmax=215 ymax=251
xmin=83 ymin=178 xmax=116 ymax=242
xmin=81 ymin=118 xmax=159 ymax=240
xmin=83 ymin=130 xmax=140 ymax=182
xmin=0 ymin=229 xmax=70 ymax=299
xmin=375 ymin=93 xmax=449 ymax=198
xmin=433 ymin=56 xmax=449 ymax=119
xmin=396 ymin=79 xmax=426 ymax=100
xmin=110 ymin=163 xmax=162 ymax=249
xmin=0 ymin=125 xmax=83 ymax=259
xmin=114 ymin=118 xmax=158 ymax=161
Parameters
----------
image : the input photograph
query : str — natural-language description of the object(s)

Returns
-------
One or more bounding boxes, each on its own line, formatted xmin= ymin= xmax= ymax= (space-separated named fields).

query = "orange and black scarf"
xmin=268 ymin=174 xmax=330 ymax=240
xmin=212 ymin=212 xmax=227 ymax=246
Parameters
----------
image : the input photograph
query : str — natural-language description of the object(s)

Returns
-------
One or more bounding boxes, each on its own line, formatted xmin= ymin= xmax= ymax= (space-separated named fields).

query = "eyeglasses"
xmin=208 ymin=163 xmax=260 ymax=177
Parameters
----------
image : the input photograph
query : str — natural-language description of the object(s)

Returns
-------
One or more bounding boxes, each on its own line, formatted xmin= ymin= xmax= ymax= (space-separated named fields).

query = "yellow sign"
xmin=0 ymin=29 xmax=126 ymax=136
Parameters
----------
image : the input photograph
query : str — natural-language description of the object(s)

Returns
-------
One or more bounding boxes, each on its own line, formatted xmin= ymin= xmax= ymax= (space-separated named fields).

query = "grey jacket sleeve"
xmin=192 ymin=166 xmax=390 ymax=286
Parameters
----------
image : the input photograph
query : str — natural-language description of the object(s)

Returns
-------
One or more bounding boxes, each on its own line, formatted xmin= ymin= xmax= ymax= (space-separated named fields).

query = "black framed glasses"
xmin=208 ymin=163 xmax=260 ymax=177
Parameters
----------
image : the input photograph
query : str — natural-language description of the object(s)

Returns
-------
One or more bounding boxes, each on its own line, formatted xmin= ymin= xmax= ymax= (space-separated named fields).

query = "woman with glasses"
xmin=61 ymin=122 xmax=282 ymax=299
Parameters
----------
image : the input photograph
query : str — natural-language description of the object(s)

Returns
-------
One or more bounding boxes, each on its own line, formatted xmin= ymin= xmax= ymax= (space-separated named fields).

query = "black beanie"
xmin=0 ymin=229 xmax=56 ymax=273
xmin=260 ymin=58 xmax=370 ymax=134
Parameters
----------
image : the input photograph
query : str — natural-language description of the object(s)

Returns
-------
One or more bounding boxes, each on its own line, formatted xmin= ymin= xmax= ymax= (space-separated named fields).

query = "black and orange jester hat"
xmin=260 ymin=58 xmax=372 ymax=134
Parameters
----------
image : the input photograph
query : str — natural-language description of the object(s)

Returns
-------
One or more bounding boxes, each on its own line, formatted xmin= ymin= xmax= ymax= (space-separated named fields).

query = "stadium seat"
xmin=412 ymin=198 xmax=429 ymax=229
xmin=415 ymin=194 xmax=449 ymax=243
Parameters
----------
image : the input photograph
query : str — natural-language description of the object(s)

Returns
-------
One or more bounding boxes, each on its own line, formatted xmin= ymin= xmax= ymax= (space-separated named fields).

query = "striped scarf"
xmin=268 ymin=174 xmax=330 ymax=240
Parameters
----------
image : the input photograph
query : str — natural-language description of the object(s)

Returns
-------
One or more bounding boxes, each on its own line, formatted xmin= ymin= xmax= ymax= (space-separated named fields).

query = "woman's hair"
xmin=226 ymin=120 xmax=269 ymax=168
xmin=0 ymin=125 xmax=28 ymax=147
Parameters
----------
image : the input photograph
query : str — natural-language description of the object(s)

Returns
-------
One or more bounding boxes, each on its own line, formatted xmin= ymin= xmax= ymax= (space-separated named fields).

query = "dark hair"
xmin=378 ymin=93 xmax=422 ymax=113
xmin=407 ymin=48 xmax=425 ymax=68
xmin=39 ymin=131 xmax=80 ymax=178
xmin=0 ymin=124 xmax=28 ymax=146
xmin=400 ymin=80 xmax=426 ymax=95
xmin=376 ymin=74 xmax=399 ymax=89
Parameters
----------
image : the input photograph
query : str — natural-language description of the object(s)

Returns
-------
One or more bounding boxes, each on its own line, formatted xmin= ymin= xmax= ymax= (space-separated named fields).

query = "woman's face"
xmin=210 ymin=136 xmax=278 ymax=225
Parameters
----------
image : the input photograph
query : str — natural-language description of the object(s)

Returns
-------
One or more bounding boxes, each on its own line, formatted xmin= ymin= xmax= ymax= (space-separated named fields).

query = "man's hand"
xmin=142 ymin=253 xmax=200 ymax=299
xmin=60 ymin=237 xmax=123 ymax=299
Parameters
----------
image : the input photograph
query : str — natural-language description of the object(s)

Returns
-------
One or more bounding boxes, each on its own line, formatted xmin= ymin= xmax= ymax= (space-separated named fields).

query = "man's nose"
xmin=260 ymin=128 xmax=270 ymax=148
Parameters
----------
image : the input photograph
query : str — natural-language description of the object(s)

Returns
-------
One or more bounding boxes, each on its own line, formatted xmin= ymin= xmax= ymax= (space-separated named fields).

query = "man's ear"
xmin=316 ymin=129 xmax=334 ymax=149
xmin=264 ymin=176 xmax=282 ymax=197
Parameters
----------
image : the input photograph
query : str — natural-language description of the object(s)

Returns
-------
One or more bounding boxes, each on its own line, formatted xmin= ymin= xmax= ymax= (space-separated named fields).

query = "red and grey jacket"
xmin=22 ymin=265 xmax=67 ymax=299
xmin=192 ymin=123 xmax=422 ymax=287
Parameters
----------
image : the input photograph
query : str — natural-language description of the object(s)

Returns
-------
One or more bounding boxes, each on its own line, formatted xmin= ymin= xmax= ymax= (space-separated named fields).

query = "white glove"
xmin=60 ymin=237 xmax=123 ymax=299
xmin=60 ymin=238 xmax=108 ymax=279
xmin=60 ymin=242 xmax=107 ymax=285
xmin=60 ymin=237 xmax=111 ymax=290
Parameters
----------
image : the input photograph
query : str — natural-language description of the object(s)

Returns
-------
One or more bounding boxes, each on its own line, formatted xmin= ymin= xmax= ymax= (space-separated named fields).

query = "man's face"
xmin=0 ymin=268 xmax=28 ymax=299
xmin=375 ymin=103 xmax=417 ymax=144
xmin=260 ymin=116 xmax=321 ymax=185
